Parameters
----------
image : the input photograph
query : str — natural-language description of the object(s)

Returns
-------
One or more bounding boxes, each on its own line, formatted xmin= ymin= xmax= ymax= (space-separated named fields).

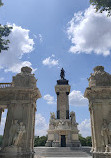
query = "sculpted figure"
xmin=101 ymin=119 xmax=109 ymax=151
xmin=57 ymin=120 xmax=66 ymax=129
xmin=8 ymin=120 xmax=19 ymax=146
xmin=50 ymin=112 xmax=55 ymax=121
xmin=8 ymin=120 xmax=26 ymax=147
xmin=70 ymin=111 xmax=76 ymax=125
xmin=58 ymin=120 xmax=63 ymax=129
xmin=60 ymin=68 xmax=65 ymax=80
xmin=13 ymin=122 xmax=26 ymax=146
xmin=108 ymin=122 xmax=111 ymax=144
xmin=49 ymin=112 xmax=56 ymax=127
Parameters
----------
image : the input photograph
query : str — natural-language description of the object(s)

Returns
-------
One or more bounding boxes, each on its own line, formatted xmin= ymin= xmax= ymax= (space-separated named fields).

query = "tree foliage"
xmin=34 ymin=136 xmax=47 ymax=147
xmin=0 ymin=0 xmax=3 ymax=7
xmin=90 ymin=0 xmax=111 ymax=16
xmin=79 ymin=134 xmax=92 ymax=146
xmin=0 ymin=25 xmax=12 ymax=53
xmin=0 ymin=0 xmax=12 ymax=53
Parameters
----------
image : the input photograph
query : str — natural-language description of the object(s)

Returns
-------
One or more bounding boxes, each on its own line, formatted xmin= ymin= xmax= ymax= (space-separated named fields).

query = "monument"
xmin=0 ymin=66 xmax=41 ymax=155
xmin=84 ymin=66 xmax=111 ymax=158
xmin=46 ymin=68 xmax=80 ymax=147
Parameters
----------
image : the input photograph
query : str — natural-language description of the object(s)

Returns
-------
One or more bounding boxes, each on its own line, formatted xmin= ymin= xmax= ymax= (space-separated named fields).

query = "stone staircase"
xmin=34 ymin=147 xmax=92 ymax=157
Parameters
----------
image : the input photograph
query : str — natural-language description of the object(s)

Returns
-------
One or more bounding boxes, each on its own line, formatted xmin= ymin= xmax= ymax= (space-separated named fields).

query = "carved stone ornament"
xmin=88 ymin=66 xmax=111 ymax=87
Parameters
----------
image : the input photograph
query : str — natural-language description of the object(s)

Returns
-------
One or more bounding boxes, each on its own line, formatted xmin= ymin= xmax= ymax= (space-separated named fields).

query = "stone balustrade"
xmin=0 ymin=83 xmax=13 ymax=88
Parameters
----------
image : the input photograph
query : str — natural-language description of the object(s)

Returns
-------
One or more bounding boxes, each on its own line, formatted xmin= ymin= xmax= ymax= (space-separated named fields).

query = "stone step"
xmin=40 ymin=152 xmax=89 ymax=156
xmin=34 ymin=147 xmax=92 ymax=157
xmin=35 ymin=147 xmax=91 ymax=151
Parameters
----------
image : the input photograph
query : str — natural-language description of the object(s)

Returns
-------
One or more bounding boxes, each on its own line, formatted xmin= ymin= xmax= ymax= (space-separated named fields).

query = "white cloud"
xmin=67 ymin=6 xmax=111 ymax=56
xmin=35 ymin=113 xmax=48 ymax=136
xmin=69 ymin=90 xmax=88 ymax=106
xmin=78 ymin=119 xmax=91 ymax=137
xmin=0 ymin=77 xmax=4 ymax=82
xmin=39 ymin=34 xmax=43 ymax=43
xmin=33 ymin=33 xmax=43 ymax=43
xmin=0 ymin=24 xmax=35 ymax=73
xmin=0 ymin=110 xmax=7 ymax=135
xmin=4 ymin=61 xmax=37 ymax=73
xmin=43 ymin=94 xmax=56 ymax=104
xmin=42 ymin=55 xmax=59 ymax=67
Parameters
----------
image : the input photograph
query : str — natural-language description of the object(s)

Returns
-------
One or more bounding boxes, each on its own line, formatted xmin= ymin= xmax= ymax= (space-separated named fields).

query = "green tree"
xmin=86 ymin=136 xmax=92 ymax=147
xmin=0 ymin=0 xmax=12 ymax=53
xmin=90 ymin=0 xmax=111 ymax=16
xmin=79 ymin=134 xmax=86 ymax=146
xmin=34 ymin=136 xmax=47 ymax=147
xmin=79 ymin=134 xmax=92 ymax=146
xmin=0 ymin=0 xmax=3 ymax=6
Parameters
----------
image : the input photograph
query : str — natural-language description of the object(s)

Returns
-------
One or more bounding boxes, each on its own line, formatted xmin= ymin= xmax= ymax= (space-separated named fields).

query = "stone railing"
xmin=0 ymin=83 xmax=13 ymax=88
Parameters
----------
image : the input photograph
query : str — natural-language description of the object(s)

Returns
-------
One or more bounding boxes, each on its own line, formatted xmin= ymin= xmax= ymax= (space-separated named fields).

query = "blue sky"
xmin=1 ymin=0 xmax=111 ymax=137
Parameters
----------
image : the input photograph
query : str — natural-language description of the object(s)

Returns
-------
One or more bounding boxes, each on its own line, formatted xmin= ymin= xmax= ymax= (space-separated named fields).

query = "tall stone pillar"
xmin=1 ymin=67 xmax=41 ymax=155
xmin=84 ymin=66 xmax=111 ymax=158
xmin=55 ymin=79 xmax=70 ymax=119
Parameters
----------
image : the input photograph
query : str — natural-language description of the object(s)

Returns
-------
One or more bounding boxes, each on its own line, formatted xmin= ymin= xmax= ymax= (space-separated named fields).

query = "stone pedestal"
xmin=0 ymin=67 xmax=41 ymax=155
xmin=84 ymin=66 xmax=111 ymax=158
xmin=46 ymin=69 xmax=80 ymax=147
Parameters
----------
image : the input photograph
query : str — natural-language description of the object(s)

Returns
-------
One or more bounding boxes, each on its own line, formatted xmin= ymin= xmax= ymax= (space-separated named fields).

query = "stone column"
xmin=84 ymin=66 xmax=111 ymax=158
xmin=55 ymin=81 xmax=70 ymax=119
